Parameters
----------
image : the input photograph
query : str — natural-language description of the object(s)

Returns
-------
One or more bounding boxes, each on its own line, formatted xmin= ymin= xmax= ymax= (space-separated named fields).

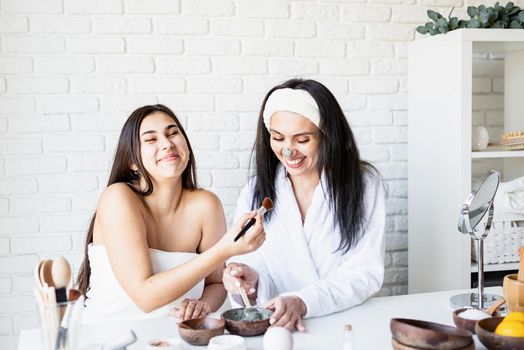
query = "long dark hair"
xmin=77 ymin=104 xmax=198 ymax=295
xmin=251 ymin=79 xmax=377 ymax=253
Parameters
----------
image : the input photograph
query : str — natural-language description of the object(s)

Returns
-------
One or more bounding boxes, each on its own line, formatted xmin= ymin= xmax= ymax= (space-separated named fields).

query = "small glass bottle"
xmin=343 ymin=324 xmax=353 ymax=350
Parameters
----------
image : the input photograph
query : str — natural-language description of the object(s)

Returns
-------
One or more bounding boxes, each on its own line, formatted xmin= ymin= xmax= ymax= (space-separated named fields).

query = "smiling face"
xmin=269 ymin=111 xmax=320 ymax=179
xmin=137 ymin=111 xmax=190 ymax=183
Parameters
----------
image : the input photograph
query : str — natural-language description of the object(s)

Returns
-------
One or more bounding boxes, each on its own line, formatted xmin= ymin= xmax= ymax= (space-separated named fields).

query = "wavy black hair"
xmin=250 ymin=79 xmax=377 ymax=253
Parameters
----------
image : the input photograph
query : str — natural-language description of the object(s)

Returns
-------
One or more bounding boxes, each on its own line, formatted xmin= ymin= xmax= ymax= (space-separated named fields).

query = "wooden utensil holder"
xmin=503 ymin=246 xmax=524 ymax=312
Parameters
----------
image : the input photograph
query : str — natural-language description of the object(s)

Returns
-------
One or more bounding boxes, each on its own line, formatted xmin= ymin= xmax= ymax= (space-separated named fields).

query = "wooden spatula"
xmin=236 ymin=280 xmax=252 ymax=308
xmin=485 ymin=297 xmax=505 ymax=315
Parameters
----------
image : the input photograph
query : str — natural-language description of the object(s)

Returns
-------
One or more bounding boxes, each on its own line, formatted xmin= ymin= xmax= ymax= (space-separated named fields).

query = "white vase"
xmin=472 ymin=126 xmax=489 ymax=151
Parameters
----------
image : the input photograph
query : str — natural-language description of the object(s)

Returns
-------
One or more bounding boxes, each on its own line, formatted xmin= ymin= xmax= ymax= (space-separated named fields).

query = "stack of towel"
xmin=481 ymin=176 xmax=524 ymax=264
xmin=493 ymin=176 xmax=524 ymax=223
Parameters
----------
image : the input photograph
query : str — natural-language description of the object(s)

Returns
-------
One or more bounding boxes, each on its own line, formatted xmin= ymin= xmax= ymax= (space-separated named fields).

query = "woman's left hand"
xmin=171 ymin=298 xmax=212 ymax=321
xmin=263 ymin=296 xmax=307 ymax=332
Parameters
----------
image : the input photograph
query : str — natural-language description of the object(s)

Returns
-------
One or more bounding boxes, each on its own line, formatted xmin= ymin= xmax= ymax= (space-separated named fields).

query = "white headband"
xmin=263 ymin=88 xmax=320 ymax=131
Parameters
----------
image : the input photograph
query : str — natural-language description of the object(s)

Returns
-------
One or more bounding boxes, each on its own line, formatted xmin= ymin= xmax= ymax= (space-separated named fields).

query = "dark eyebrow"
xmin=140 ymin=124 xmax=178 ymax=137
xmin=269 ymin=129 xmax=315 ymax=137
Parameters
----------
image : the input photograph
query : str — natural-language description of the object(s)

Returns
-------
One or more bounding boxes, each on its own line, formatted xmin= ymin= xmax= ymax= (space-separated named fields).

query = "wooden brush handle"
xmin=518 ymin=246 xmax=524 ymax=282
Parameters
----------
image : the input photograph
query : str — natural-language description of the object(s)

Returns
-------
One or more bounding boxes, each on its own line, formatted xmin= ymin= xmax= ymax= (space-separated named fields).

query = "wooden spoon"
xmin=34 ymin=260 xmax=44 ymax=289
xmin=52 ymin=256 xmax=71 ymax=303
xmin=39 ymin=259 xmax=54 ymax=288
xmin=51 ymin=256 xmax=71 ymax=289
xmin=485 ymin=297 xmax=505 ymax=316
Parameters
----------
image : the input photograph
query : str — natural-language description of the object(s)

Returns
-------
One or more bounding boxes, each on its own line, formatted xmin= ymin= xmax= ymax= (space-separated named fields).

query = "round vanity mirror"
xmin=458 ymin=170 xmax=500 ymax=239
xmin=451 ymin=170 xmax=500 ymax=310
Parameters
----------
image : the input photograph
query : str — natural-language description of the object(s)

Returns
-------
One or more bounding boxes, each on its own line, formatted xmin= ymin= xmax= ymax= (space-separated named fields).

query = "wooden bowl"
xmin=390 ymin=318 xmax=473 ymax=350
xmin=475 ymin=316 xmax=524 ymax=350
xmin=452 ymin=308 xmax=479 ymax=334
xmin=392 ymin=337 xmax=475 ymax=350
xmin=178 ymin=317 xmax=225 ymax=346
xmin=452 ymin=307 xmax=494 ymax=334
xmin=221 ymin=307 xmax=272 ymax=337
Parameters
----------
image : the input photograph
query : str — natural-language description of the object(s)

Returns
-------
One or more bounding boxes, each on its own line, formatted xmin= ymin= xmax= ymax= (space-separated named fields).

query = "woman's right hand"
xmin=223 ymin=263 xmax=259 ymax=298
xmin=216 ymin=211 xmax=266 ymax=258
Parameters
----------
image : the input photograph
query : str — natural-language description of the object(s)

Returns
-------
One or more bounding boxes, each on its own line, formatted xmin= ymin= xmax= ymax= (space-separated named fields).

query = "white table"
xmin=18 ymin=287 xmax=502 ymax=349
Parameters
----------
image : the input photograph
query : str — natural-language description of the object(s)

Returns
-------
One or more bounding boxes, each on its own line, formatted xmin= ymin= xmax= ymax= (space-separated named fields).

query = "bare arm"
xmin=172 ymin=192 xmax=228 ymax=320
xmin=197 ymin=192 xmax=227 ymax=311
xmin=98 ymin=184 xmax=265 ymax=313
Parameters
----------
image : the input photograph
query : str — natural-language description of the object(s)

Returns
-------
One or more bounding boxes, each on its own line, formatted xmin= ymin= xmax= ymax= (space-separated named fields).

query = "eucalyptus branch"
xmin=417 ymin=2 xmax=524 ymax=36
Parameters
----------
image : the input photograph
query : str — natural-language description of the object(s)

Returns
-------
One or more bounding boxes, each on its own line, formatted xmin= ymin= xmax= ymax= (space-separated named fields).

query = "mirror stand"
xmin=450 ymin=197 xmax=500 ymax=309
xmin=450 ymin=170 xmax=501 ymax=310
xmin=450 ymin=239 xmax=500 ymax=309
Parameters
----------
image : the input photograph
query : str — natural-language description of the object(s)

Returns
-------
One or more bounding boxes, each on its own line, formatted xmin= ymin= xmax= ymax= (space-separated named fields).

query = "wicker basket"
xmin=472 ymin=221 xmax=524 ymax=264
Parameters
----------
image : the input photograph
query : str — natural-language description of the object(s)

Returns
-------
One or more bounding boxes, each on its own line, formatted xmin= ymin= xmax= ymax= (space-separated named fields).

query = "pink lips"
xmin=285 ymin=156 xmax=306 ymax=169
xmin=158 ymin=154 xmax=179 ymax=162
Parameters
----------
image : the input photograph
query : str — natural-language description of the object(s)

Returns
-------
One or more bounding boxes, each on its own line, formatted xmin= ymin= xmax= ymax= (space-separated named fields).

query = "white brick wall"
xmin=2 ymin=0 xmax=517 ymax=347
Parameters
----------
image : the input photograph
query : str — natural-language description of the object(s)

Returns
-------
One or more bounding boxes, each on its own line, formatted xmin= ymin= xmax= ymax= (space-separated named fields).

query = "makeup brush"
xmin=233 ymin=197 xmax=273 ymax=242
xmin=68 ymin=288 xmax=81 ymax=302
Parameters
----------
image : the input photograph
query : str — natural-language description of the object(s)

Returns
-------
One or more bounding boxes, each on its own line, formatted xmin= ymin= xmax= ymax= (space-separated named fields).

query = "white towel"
xmin=493 ymin=176 xmax=524 ymax=221
xmin=83 ymin=245 xmax=204 ymax=324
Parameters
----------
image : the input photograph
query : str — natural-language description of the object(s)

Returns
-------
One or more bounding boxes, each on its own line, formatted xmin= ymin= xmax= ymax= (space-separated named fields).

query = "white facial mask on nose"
xmin=282 ymin=147 xmax=293 ymax=159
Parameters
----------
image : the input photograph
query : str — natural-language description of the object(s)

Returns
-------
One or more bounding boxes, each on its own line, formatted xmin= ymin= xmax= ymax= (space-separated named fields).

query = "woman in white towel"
xmin=222 ymin=79 xmax=386 ymax=331
xmin=77 ymin=104 xmax=265 ymax=323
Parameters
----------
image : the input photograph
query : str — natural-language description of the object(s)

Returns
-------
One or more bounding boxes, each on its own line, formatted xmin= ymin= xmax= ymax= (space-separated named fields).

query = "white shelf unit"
xmin=408 ymin=29 xmax=524 ymax=294
xmin=471 ymin=262 xmax=520 ymax=273
xmin=472 ymin=147 xmax=524 ymax=159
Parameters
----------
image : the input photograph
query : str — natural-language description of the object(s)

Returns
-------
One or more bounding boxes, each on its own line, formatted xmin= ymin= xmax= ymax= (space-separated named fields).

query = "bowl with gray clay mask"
xmin=221 ymin=307 xmax=273 ymax=336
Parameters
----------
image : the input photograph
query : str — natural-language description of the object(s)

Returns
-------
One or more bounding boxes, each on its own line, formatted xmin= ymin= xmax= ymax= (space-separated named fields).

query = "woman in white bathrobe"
xmin=222 ymin=79 xmax=386 ymax=331
xmin=76 ymin=105 xmax=265 ymax=323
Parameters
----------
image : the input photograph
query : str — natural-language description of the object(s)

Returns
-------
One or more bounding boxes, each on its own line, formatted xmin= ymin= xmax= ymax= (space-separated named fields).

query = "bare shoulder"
xmin=184 ymin=188 xmax=223 ymax=213
xmin=186 ymin=189 xmax=226 ymax=250
xmin=94 ymin=183 xmax=146 ymax=245
xmin=98 ymin=183 xmax=142 ymax=212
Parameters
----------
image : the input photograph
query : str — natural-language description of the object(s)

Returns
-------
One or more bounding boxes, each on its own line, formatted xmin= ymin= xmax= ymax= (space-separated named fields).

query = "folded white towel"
xmin=493 ymin=176 xmax=524 ymax=221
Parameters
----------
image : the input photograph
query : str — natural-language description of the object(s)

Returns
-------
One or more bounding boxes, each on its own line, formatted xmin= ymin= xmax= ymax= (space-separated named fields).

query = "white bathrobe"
xmin=229 ymin=166 xmax=385 ymax=318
